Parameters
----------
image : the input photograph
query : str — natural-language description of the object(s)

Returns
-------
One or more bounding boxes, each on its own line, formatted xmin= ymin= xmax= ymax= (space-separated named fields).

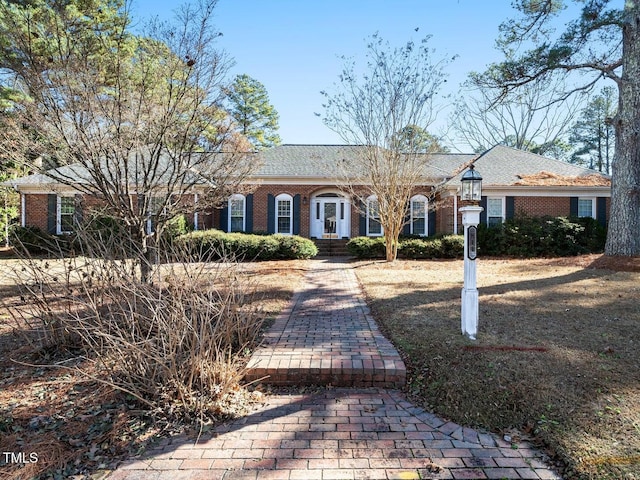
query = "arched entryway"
xmin=310 ymin=190 xmax=351 ymax=239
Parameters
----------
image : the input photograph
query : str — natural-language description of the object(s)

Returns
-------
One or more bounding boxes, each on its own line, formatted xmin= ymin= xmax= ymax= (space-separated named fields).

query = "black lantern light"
xmin=460 ymin=164 xmax=482 ymax=202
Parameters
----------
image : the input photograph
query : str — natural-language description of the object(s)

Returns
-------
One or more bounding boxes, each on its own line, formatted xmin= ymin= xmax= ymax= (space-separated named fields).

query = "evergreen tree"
xmin=474 ymin=1 xmax=640 ymax=256
xmin=225 ymin=74 xmax=281 ymax=150
xmin=569 ymin=87 xmax=616 ymax=174
xmin=0 ymin=0 xmax=256 ymax=279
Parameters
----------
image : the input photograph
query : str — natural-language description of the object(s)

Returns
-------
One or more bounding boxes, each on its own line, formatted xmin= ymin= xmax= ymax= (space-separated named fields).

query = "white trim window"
xmin=366 ymin=196 xmax=383 ymax=236
xmin=486 ymin=197 xmax=505 ymax=227
xmin=275 ymin=193 xmax=293 ymax=235
xmin=57 ymin=195 xmax=75 ymax=234
xmin=229 ymin=194 xmax=246 ymax=232
xmin=578 ymin=197 xmax=596 ymax=219
xmin=410 ymin=195 xmax=428 ymax=236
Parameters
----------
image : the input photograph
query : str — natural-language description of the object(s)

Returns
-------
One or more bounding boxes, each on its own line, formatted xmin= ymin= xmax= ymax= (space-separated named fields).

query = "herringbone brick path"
xmin=107 ymin=259 xmax=563 ymax=479
xmin=245 ymin=258 xmax=405 ymax=387
xmin=110 ymin=388 xmax=561 ymax=479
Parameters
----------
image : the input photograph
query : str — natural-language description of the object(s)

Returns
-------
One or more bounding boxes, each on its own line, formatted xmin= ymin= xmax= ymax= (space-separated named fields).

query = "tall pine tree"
xmin=475 ymin=1 xmax=640 ymax=256
xmin=225 ymin=74 xmax=281 ymax=150
xmin=569 ymin=87 xmax=616 ymax=174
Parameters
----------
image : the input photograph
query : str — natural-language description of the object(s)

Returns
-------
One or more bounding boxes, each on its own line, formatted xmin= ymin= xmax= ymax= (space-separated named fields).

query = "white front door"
xmin=322 ymin=201 xmax=339 ymax=238
xmin=311 ymin=197 xmax=351 ymax=238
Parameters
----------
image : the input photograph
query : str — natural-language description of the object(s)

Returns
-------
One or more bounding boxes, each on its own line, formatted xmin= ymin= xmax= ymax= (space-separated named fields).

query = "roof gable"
xmin=445 ymin=145 xmax=611 ymax=188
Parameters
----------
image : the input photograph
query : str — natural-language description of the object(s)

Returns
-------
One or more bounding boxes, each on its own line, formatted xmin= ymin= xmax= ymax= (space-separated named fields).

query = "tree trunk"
xmin=605 ymin=3 xmax=640 ymax=256
xmin=138 ymin=230 xmax=155 ymax=284
xmin=384 ymin=223 xmax=401 ymax=262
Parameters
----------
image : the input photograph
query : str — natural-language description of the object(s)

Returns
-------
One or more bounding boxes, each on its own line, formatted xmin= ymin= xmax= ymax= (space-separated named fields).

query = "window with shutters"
xmin=486 ymin=197 xmax=505 ymax=227
xmin=57 ymin=196 xmax=75 ymax=234
xmin=229 ymin=194 xmax=245 ymax=232
xmin=577 ymin=198 xmax=595 ymax=218
xmin=366 ymin=196 xmax=382 ymax=236
xmin=275 ymin=193 xmax=293 ymax=235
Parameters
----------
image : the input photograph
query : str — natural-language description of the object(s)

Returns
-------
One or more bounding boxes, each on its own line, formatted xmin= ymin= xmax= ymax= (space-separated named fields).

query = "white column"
xmin=453 ymin=195 xmax=458 ymax=234
xmin=21 ymin=193 xmax=26 ymax=227
xmin=193 ymin=193 xmax=199 ymax=231
xmin=460 ymin=205 xmax=483 ymax=340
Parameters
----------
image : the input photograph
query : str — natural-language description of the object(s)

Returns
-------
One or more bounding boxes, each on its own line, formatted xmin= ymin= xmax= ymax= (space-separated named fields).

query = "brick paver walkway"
xmin=107 ymin=259 xmax=563 ymax=480
xmin=245 ymin=258 xmax=405 ymax=387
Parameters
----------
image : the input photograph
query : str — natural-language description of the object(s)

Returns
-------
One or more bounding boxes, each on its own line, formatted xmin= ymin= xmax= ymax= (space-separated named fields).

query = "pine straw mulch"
xmin=0 ymin=255 xmax=308 ymax=480
xmin=514 ymin=171 xmax=611 ymax=186
xmin=353 ymin=254 xmax=640 ymax=480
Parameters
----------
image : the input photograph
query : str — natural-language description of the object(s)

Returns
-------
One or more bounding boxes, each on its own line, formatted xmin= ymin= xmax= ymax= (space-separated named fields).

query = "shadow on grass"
xmin=354 ymin=258 xmax=640 ymax=479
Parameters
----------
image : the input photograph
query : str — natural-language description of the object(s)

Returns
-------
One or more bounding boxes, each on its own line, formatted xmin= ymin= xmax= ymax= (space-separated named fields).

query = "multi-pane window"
xmin=276 ymin=194 xmax=293 ymax=235
xmin=410 ymin=195 xmax=428 ymax=236
xmin=229 ymin=194 xmax=245 ymax=232
xmin=58 ymin=196 xmax=75 ymax=234
xmin=486 ymin=198 xmax=504 ymax=227
xmin=578 ymin=198 xmax=594 ymax=218
xmin=367 ymin=197 xmax=382 ymax=236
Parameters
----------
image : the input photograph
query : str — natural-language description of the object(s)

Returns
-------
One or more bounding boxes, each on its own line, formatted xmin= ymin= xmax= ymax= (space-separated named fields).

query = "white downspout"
xmin=193 ymin=193 xmax=199 ymax=231
xmin=453 ymin=193 xmax=458 ymax=234
xmin=20 ymin=193 xmax=26 ymax=227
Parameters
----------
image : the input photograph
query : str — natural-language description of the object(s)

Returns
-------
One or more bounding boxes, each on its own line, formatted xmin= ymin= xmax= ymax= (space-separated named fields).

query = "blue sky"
xmin=129 ymin=1 xmax=534 ymax=150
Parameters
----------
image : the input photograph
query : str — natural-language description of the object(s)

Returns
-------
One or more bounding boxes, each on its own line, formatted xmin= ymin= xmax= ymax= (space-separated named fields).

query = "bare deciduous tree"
xmin=321 ymin=33 xmax=451 ymax=261
xmin=451 ymin=76 xmax=582 ymax=158
xmin=0 ymin=0 xmax=256 ymax=280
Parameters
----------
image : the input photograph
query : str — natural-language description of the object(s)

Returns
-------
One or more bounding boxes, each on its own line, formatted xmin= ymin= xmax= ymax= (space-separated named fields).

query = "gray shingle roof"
xmin=254 ymin=144 xmax=474 ymax=179
xmin=5 ymin=150 xmax=225 ymax=188
xmin=4 ymin=144 xmax=610 ymax=190
xmin=444 ymin=145 xmax=610 ymax=188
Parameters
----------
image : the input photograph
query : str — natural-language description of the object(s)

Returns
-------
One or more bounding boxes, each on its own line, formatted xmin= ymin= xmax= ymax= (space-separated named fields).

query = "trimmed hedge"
xmin=176 ymin=230 xmax=318 ymax=261
xmin=400 ymin=235 xmax=464 ymax=259
xmin=346 ymin=235 xmax=464 ymax=259
xmin=477 ymin=215 xmax=606 ymax=257
xmin=346 ymin=215 xmax=605 ymax=259
xmin=345 ymin=237 xmax=386 ymax=259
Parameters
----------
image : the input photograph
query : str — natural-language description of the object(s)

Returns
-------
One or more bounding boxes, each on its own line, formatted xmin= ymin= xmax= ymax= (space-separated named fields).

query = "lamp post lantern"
xmin=459 ymin=164 xmax=483 ymax=340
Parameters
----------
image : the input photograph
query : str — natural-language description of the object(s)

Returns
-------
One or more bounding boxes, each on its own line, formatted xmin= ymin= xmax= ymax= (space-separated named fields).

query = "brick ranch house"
xmin=6 ymin=144 xmax=611 ymax=241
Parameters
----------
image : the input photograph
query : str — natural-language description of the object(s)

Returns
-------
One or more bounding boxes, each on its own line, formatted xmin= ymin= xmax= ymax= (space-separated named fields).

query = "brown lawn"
xmin=354 ymin=254 xmax=640 ymax=480
xmin=0 ymin=254 xmax=308 ymax=479
xmin=2 ymin=250 xmax=639 ymax=479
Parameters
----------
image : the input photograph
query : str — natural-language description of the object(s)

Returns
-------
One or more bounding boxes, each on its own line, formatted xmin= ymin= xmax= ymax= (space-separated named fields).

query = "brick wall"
xmin=22 ymin=193 xmax=200 ymax=232
xmin=514 ymin=196 xmax=571 ymax=218
xmin=436 ymin=197 xmax=456 ymax=235
xmin=436 ymin=195 xmax=610 ymax=235
xmin=24 ymin=190 xmax=610 ymax=237
xmin=24 ymin=194 xmax=49 ymax=231
xmin=252 ymin=185 xmax=314 ymax=234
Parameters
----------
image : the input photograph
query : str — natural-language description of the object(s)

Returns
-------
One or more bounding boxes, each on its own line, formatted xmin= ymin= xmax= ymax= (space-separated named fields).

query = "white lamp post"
xmin=459 ymin=165 xmax=483 ymax=340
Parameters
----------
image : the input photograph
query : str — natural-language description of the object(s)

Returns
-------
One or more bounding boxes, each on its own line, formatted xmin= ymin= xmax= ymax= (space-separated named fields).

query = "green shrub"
xmin=477 ymin=215 xmax=606 ymax=257
xmin=10 ymin=226 xmax=60 ymax=254
xmin=398 ymin=238 xmax=441 ymax=259
xmin=162 ymin=214 xmax=190 ymax=242
xmin=273 ymin=234 xmax=318 ymax=259
xmin=438 ymin=235 xmax=465 ymax=258
xmin=398 ymin=235 xmax=464 ymax=259
xmin=76 ymin=213 xmax=135 ymax=258
xmin=346 ymin=236 xmax=386 ymax=258
xmin=347 ymin=235 xmax=464 ymax=259
xmin=177 ymin=230 xmax=317 ymax=261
